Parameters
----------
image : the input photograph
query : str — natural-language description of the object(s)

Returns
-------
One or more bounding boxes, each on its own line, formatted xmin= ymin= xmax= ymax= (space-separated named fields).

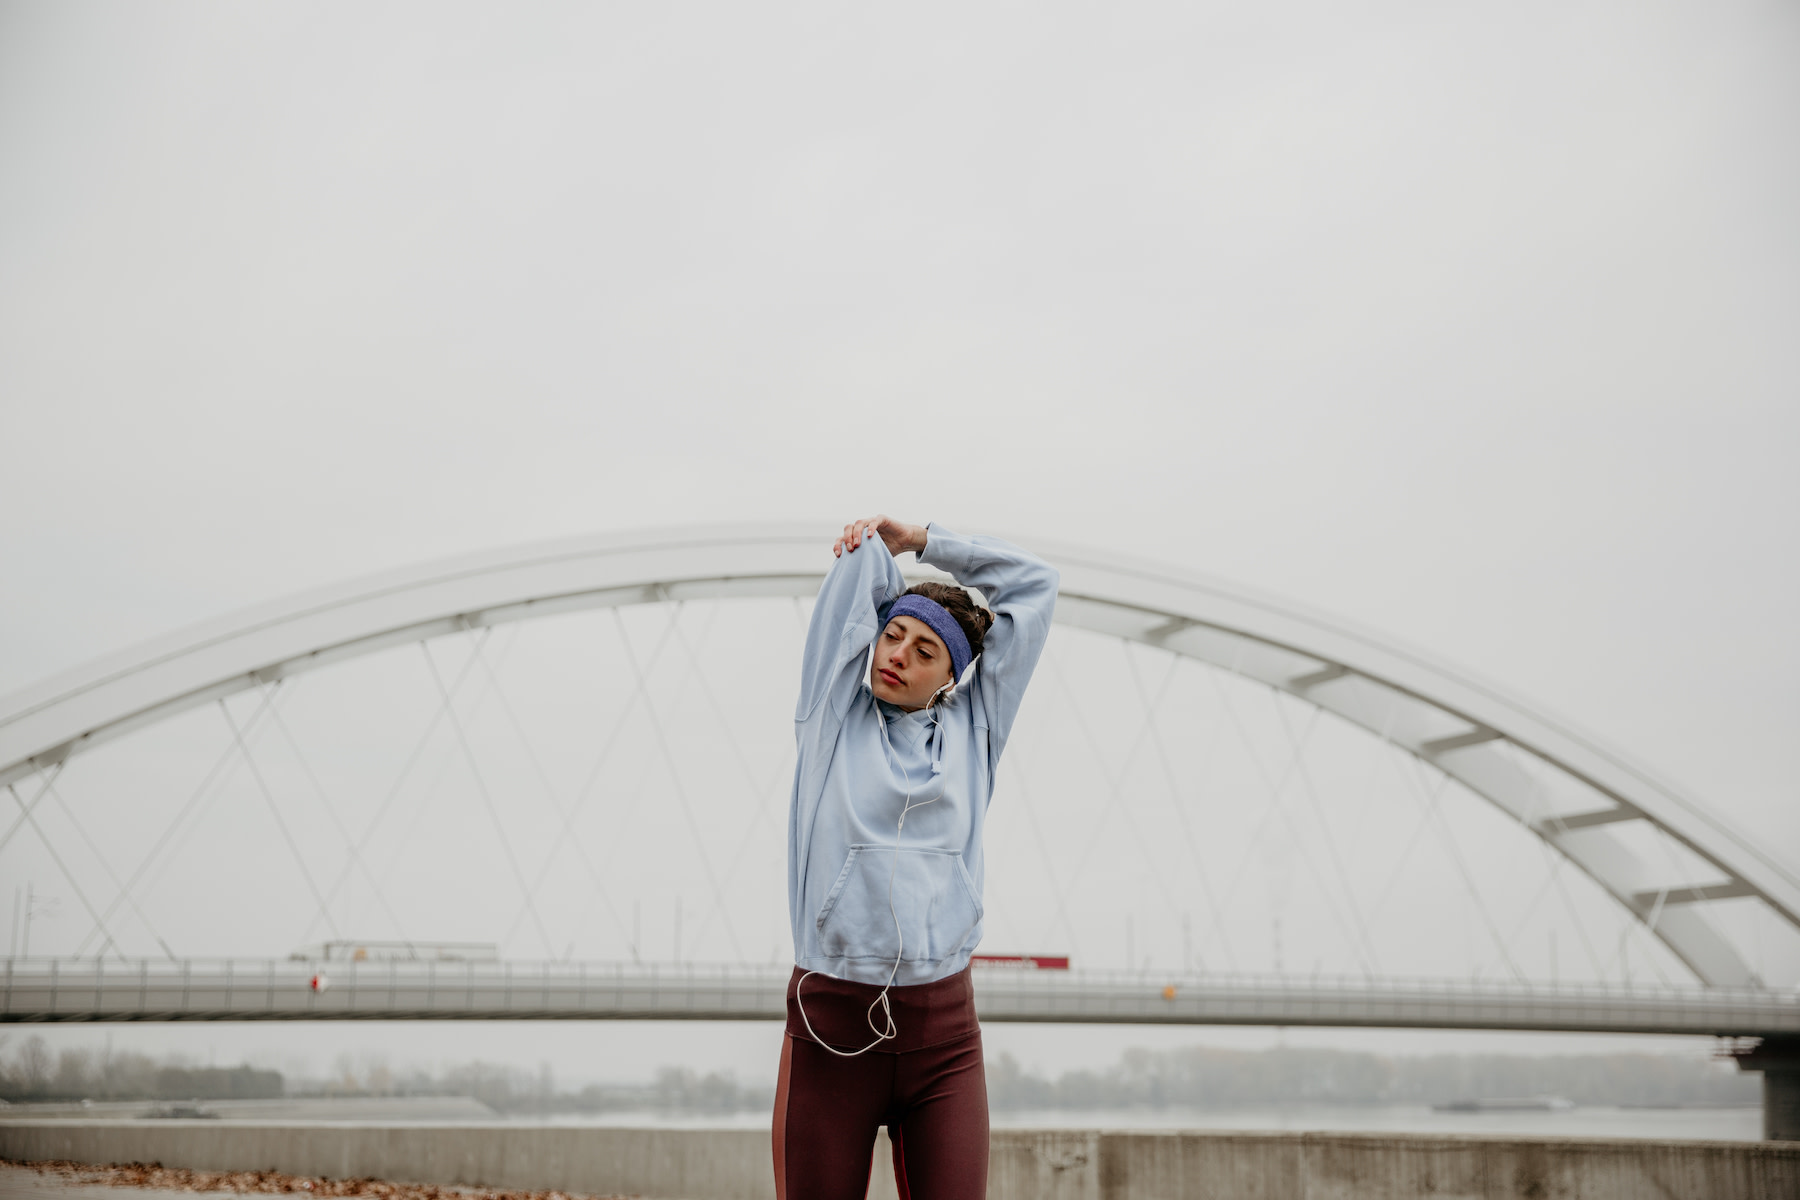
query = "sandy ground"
xmin=0 ymin=1163 xmax=625 ymax=1200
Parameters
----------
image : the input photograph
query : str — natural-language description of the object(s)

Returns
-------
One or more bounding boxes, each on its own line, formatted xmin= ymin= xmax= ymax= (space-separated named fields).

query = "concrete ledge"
xmin=0 ymin=1122 xmax=769 ymax=1200
xmin=1050 ymin=1130 xmax=1800 ymax=1200
xmin=3 ymin=1120 xmax=1796 ymax=1200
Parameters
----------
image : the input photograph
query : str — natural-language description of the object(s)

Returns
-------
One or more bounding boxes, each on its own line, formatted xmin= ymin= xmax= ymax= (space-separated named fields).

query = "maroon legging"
xmin=773 ymin=966 xmax=989 ymax=1199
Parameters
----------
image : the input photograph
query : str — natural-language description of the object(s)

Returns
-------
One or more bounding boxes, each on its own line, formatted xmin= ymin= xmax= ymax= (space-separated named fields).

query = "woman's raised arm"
xmin=915 ymin=525 xmax=1059 ymax=762
xmin=795 ymin=516 xmax=911 ymax=724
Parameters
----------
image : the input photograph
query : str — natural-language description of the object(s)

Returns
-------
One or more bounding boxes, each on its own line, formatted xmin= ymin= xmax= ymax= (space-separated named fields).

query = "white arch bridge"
xmin=1 ymin=527 xmax=1796 ymax=1045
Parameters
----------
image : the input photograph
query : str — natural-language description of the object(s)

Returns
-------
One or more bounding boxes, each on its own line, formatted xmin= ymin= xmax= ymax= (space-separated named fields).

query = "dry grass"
xmin=7 ymin=1160 xmax=632 ymax=1200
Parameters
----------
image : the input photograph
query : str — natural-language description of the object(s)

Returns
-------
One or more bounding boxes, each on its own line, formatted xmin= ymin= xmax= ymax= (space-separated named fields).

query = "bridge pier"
xmin=1735 ymin=1036 xmax=1800 ymax=1141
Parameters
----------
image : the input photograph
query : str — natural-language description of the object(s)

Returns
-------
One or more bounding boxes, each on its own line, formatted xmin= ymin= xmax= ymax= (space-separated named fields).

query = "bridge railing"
xmin=0 ymin=957 xmax=791 ymax=1023
xmin=3 ymin=957 xmax=1796 ymax=1035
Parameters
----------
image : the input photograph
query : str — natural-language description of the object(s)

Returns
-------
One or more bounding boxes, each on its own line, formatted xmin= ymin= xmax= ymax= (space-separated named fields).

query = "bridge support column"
xmin=1733 ymin=1036 xmax=1800 ymax=1141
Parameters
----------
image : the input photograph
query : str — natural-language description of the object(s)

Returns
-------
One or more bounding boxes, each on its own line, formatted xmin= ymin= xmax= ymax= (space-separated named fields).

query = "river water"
xmin=533 ymin=1105 xmax=1762 ymax=1141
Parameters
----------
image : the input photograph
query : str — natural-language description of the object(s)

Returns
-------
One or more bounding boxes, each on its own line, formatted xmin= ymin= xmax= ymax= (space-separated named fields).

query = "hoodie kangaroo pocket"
xmin=815 ymin=845 xmax=983 ymax=964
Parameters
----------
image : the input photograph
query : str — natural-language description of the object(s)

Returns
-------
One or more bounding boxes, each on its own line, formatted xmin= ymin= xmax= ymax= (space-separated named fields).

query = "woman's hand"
xmin=834 ymin=515 xmax=928 ymax=559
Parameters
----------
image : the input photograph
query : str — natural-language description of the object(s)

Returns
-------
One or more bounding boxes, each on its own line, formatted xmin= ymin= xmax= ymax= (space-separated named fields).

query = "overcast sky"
xmin=2 ymin=1 xmax=1796 ymax=1078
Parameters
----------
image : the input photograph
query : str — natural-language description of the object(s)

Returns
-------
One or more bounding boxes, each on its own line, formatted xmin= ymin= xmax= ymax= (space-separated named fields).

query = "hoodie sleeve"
xmin=917 ymin=524 xmax=1059 ymax=767
xmin=795 ymin=534 xmax=908 ymax=727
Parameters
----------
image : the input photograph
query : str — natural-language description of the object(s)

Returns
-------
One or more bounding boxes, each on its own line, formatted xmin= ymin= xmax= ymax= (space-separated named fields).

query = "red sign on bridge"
xmin=970 ymin=954 xmax=1070 ymax=970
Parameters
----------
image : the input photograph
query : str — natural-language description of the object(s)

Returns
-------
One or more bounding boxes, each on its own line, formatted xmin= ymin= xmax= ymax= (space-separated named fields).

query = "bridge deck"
xmin=4 ymin=960 xmax=1796 ymax=1036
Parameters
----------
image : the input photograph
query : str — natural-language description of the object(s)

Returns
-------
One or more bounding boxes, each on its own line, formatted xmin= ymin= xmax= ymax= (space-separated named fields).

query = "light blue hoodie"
xmin=788 ymin=524 xmax=1059 ymax=986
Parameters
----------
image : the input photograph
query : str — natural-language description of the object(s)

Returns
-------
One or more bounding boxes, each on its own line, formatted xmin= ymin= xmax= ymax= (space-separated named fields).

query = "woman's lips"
xmin=877 ymin=668 xmax=903 ymax=688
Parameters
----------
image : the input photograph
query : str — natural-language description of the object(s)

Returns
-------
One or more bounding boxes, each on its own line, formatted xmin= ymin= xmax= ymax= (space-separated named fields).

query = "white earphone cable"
xmin=795 ymin=675 xmax=953 ymax=1057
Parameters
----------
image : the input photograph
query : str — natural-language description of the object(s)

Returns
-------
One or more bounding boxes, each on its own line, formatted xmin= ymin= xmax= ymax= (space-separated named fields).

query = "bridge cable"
xmin=1122 ymin=644 xmax=1238 ymax=972
xmin=70 ymin=683 xmax=282 ymax=957
xmin=1542 ymin=856 xmax=1609 ymax=982
xmin=1618 ymin=829 xmax=1691 ymax=987
xmin=1270 ymin=692 xmax=1385 ymax=975
xmin=315 ymin=625 xmax=517 ymax=946
xmin=39 ymin=772 xmax=177 ymax=960
xmin=1206 ymin=670 xmax=1379 ymax=977
xmin=1038 ymin=645 xmax=1192 ymax=970
xmin=6 ymin=781 xmax=125 ymax=961
xmin=1363 ymin=755 xmax=1453 ymax=925
xmin=1497 ymin=748 xmax=1610 ymax=983
xmin=1595 ymin=917 xmax=1676 ymax=988
xmin=1033 ymin=641 xmax=1183 ymax=905
xmin=560 ymin=605 xmax=684 ymax=830
xmin=502 ymin=603 xmax=687 ymax=959
xmin=1324 ymin=698 xmax=1411 ymax=963
xmin=421 ymin=640 xmax=559 ymax=957
xmin=266 ymin=701 xmax=413 ymax=944
xmin=218 ymin=697 xmax=343 ymax=942
xmin=73 ymin=683 xmax=285 ymax=957
xmin=655 ymin=597 xmax=788 ymax=949
xmin=0 ymin=763 xmax=63 ymax=858
xmin=1214 ymin=685 xmax=1369 ymax=977
xmin=997 ymin=749 xmax=1087 ymax=963
xmin=673 ymin=596 xmax=806 ymax=954
xmin=1196 ymin=642 xmax=1310 ymax=942
xmin=470 ymin=627 xmax=636 ymax=959
xmin=1396 ymin=754 xmax=1527 ymax=983
xmin=608 ymin=606 xmax=745 ymax=962
xmin=522 ymin=611 xmax=694 ymax=957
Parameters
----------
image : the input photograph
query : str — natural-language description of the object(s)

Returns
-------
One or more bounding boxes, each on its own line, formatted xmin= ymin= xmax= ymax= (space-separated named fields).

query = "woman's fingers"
xmin=833 ymin=516 xmax=896 ymax=556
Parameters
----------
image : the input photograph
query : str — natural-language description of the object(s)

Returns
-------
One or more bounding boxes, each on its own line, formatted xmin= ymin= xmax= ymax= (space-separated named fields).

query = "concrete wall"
xmin=3 ymin=1120 xmax=1796 ymax=1200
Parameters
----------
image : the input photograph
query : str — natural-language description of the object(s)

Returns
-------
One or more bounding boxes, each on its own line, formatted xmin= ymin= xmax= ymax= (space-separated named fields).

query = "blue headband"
xmin=879 ymin=593 xmax=974 ymax=682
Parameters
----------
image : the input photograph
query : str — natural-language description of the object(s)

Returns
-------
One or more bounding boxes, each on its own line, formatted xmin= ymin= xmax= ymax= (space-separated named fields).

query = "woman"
xmin=774 ymin=514 xmax=1059 ymax=1199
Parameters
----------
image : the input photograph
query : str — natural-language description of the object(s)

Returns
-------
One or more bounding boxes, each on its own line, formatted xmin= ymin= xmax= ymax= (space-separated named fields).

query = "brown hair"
xmin=901 ymin=581 xmax=995 ymax=661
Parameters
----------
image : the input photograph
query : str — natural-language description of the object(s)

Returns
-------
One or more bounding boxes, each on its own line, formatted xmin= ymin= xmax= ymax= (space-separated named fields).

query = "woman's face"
xmin=870 ymin=615 xmax=955 ymax=710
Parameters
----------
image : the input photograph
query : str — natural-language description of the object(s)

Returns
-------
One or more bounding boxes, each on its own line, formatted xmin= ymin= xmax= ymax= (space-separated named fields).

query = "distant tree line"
xmin=986 ymin=1045 xmax=1758 ymax=1109
xmin=415 ymin=1062 xmax=773 ymax=1116
xmin=0 ymin=1038 xmax=771 ymax=1115
xmin=1 ymin=1035 xmax=1757 ymax=1112
xmin=0 ymin=1035 xmax=281 ymax=1103
xmin=196 ymin=1053 xmax=770 ymax=1117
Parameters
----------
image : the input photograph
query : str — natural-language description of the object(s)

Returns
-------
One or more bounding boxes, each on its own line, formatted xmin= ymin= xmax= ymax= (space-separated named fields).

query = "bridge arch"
xmin=2 ymin=526 xmax=1793 ymax=987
